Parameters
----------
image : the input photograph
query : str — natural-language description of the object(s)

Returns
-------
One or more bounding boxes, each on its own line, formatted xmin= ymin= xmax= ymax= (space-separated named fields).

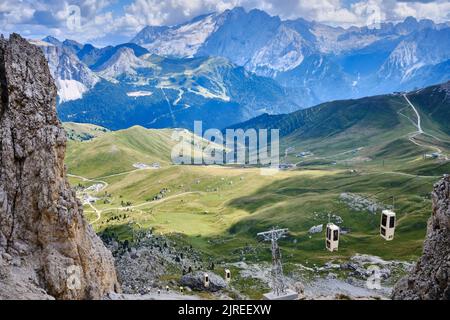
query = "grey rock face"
xmin=392 ymin=175 xmax=450 ymax=300
xmin=40 ymin=44 xmax=99 ymax=87
xmin=180 ymin=271 xmax=227 ymax=292
xmin=0 ymin=34 xmax=119 ymax=299
xmin=38 ymin=42 xmax=99 ymax=102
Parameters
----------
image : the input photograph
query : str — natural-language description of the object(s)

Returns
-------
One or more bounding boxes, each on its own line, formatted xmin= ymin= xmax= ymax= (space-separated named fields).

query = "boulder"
xmin=180 ymin=271 xmax=227 ymax=292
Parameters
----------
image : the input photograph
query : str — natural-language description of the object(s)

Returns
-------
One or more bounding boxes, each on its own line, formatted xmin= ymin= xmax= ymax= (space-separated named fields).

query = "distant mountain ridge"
xmin=132 ymin=9 xmax=449 ymax=69
xmin=132 ymin=7 xmax=450 ymax=102
xmin=56 ymin=53 xmax=301 ymax=130
xmin=29 ymin=7 xmax=449 ymax=131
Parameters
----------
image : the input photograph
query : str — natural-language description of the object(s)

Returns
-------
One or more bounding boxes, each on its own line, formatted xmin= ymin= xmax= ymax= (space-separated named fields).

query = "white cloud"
xmin=0 ymin=0 xmax=449 ymax=45
xmin=391 ymin=0 xmax=450 ymax=22
xmin=119 ymin=0 xmax=450 ymax=29
xmin=123 ymin=0 xmax=238 ymax=26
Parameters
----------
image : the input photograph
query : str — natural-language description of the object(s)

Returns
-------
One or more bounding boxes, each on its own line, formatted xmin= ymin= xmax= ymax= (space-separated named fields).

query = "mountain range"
xmin=131 ymin=8 xmax=450 ymax=99
xmin=30 ymin=7 xmax=450 ymax=130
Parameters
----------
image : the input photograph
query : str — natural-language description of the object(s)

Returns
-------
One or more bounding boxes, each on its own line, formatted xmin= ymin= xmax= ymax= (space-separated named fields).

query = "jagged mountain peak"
xmin=379 ymin=27 xmax=450 ymax=82
xmin=33 ymin=37 xmax=100 ymax=103
xmin=95 ymin=46 xmax=155 ymax=80
xmin=89 ymin=43 xmax=149 ymax=69
xmin=131 ymin=12 xmax=222 ymax=58
xmin=62 ymin=39 xmax=83 ymax=54
xmin=131 ymin=25 xmax=170 ymax=45
xmin=42 ymin=35 xmax=61 ymax=46
xmin=100 ymin=46 xmax=138 ymax=65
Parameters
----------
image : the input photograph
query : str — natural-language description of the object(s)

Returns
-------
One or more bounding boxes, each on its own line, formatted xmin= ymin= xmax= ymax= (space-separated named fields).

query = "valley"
xmin=1 ymin=2 xmax=449 ymax=303
xmin=64 ymin=83 xmax=450 ymax=299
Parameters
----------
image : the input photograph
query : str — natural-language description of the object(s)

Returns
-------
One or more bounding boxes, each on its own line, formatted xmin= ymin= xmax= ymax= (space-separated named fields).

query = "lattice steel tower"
xmin=257 ymin=228 xmax=288 ymax=296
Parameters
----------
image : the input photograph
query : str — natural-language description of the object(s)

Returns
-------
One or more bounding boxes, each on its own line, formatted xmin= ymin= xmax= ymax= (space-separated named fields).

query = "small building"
xmin=380 ymin=210 xmax=396 ymax=241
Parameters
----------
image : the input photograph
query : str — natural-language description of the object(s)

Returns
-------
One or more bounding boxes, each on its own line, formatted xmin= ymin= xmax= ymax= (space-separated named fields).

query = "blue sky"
xmin=1 ymin=0 xmax=449 ymax=46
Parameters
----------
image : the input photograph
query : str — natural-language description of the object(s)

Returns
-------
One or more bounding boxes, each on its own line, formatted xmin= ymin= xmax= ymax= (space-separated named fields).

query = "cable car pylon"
xmin=257 ymin=227 xmax=298 ymax=300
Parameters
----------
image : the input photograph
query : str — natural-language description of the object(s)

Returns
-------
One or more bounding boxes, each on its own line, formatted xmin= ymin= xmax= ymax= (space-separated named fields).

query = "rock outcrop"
xmin=0 ymin=34 xmax=119 ymax=299
xmin=392 ymin=175 xmax=450 ymax=300
xmin=180 ymin=271 xmax=227 ymax=292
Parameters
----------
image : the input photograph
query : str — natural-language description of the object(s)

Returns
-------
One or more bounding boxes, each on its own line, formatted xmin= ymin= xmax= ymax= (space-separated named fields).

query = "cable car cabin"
xmin=225 ymin=269 xmax=231 ymax=282
xmin=326 ymin=223 xmax=340 ymax=252
xmin=204 ymin=273 xmax=210 ymax=288
xmin=380 ymin=210 xmax=396 ymax=241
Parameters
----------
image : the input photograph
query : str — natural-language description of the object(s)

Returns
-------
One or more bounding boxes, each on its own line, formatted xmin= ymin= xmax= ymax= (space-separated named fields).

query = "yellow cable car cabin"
xmin=380 ymin=210 xmax=396 ymax=241
xmin=326 ymin=223 xmax=340 ymax=252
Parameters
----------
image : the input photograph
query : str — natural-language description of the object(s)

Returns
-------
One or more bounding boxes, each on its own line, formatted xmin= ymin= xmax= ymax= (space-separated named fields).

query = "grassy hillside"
xmin=63 ymin=122 xmax=110 ymax=141
xmin=65 ymin=125 xmax=226 ymax=178
xmin=228 ymin=94 xmax=405 ymax=137
xmin=65 ymin=126 xmax=176 ymax=177
xmin=229 ymin=82 xmax=450 ymax=175
xmin=407 ymin=81 xmax=450 ymax=136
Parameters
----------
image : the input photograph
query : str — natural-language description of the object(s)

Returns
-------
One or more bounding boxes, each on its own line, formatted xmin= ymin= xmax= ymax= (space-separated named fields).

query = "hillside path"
xmin=402 ymin=94 xmax=446 ymax=156
xmin=403 ymin=94 xmax=423 ymax=133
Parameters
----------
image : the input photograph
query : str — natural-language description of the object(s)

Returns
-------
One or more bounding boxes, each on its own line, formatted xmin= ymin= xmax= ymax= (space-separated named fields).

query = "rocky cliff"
xmin=0 ymin=34 xmax=119 ymax=299
xmin=392 ymin=175 xmax=450 ymax=300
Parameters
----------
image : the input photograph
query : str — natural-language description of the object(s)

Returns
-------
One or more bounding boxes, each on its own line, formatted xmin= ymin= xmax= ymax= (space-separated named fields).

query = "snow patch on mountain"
xmin=28 ymin=39 xmax=54 ymax=47
xmin=32 ymin=39 xmax=99 ymax=101
xmin=154 ymin=57 xmax=232 ymax=102
xmin=389 ymin=41 xmax=419 ymax=71
xmin=127 ymin=91 xmax=153 ymax=97
xmin=57 ymin=79 xmax=88 ymax=102
xmin=188 ymin=85 xmax=230 ymax=102
xmin=137 ymin=14 xmax=220 ymax=58
xmin=247 ymin=25 xmax=309 ymax=76
xmin=402 ymin=62 xmax=426 ymax=81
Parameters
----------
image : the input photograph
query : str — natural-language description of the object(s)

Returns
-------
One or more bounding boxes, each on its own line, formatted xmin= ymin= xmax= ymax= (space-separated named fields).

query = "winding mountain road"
xmin=67 ymin=174 xmax=109 ymax=190
xmin=72 ymin=167 xmax=203 ymax=224
xmin=403 ymin=94 xmax=423 ymax=133
xmin=402 ymin=94 xmax=446 ymax=156
xmin=68 ymin=174 xmax=108 ymax=223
